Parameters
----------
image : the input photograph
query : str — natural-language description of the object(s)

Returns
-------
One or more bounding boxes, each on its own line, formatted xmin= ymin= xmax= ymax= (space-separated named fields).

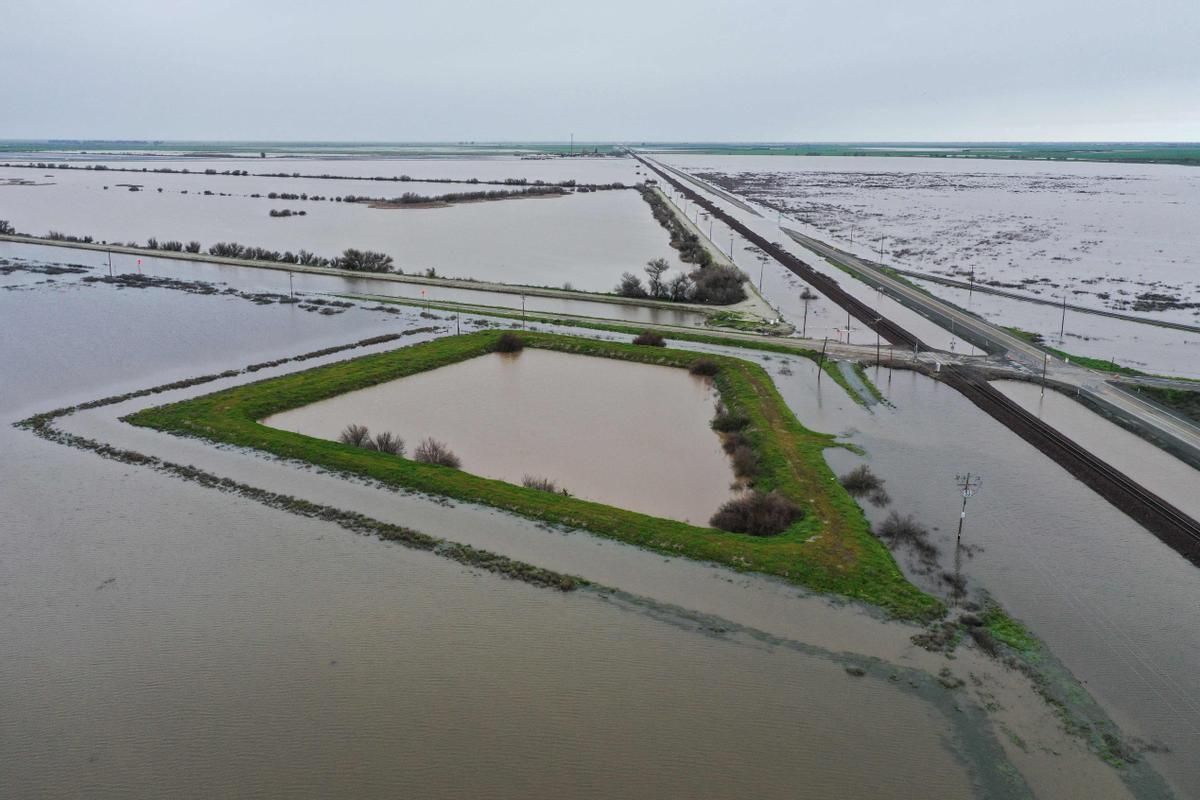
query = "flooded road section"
xmin=0 ymin=258 xmax=1015 ymax=799
xmin=0 ymin=241 xmax=711 ymax=328
xmin=823 ymin=367 xmax=1200 ymax=795
xmin=263 ymin=348 xmax=736 ymax=524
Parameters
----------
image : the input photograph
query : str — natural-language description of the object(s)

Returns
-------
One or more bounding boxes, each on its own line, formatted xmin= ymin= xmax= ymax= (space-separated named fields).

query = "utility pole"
xmin=954 ymin=473 xmax=982 ymax=548
xmin=729 ymin=232 xmax=735 ymax=258
xmin=107 ymin=250 xmax=113 ymax=278
xmin=874 ymin=317 xmax=882 ymax=365
xmin=288 ymin=271 xmax=294 ymax=298
xmin=845 ymin=311 xmax=852 ymax=346
xmin=800 ymin=290 xmax=813 ymax=337
xmin=1059 ymin=291 xmax=1068 ymax=341
xmin=521 ymin=294 xmax=526 ymax=329
xmin=1041 ymin=352 xmax=1049 ymax=396
xmin=817 ymin=337 xmax=828 ymax=385
xmin=757 ymin=254 xmax=768 ymax=292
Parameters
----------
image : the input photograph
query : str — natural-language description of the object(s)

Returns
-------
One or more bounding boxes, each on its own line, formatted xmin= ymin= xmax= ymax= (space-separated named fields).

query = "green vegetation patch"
xmin=1139 ymin=386 xmax=1200 ymax=425
xmin=125 ymin=330 xmax=939 ymax=619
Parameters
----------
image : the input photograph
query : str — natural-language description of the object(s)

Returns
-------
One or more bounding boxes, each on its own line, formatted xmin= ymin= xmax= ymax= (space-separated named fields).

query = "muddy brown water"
xmin=1 ymin=279 xmax=1003 ymax=798
xmin=819 ymin=366 xmax=1200 ymax=795
xmin=263 ymin=348 xmax=736 ymax=524
xmin=0 ymin=161 xmax=676 ymax=292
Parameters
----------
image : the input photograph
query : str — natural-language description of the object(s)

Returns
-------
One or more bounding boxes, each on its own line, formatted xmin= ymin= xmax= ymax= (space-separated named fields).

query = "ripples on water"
xmin=0 ymin=277 xmax=983 ymax=799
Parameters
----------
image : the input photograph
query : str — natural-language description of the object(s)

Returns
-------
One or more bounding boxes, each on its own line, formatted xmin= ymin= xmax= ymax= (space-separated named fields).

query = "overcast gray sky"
xmin=4 ymin=0 xmax=1198 ymax=141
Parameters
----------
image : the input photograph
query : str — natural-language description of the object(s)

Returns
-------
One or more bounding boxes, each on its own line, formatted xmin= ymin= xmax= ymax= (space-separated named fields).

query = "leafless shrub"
xmin=729 ymin=444 xmax=758 ymax=478
xmin=522 ymin=475 xmax=568 ymax=495
xmin=338 ymin=423 xmax=371 ymax=447
xmin=710 ymin=491 xmax=804 ymax=536
xmin=839 ymin=464 xmax=884 ymax=496
xmin=689 ymin=358 xmax=720 ymax=376
xmin=495 ymin=332 xmax=524 ymax=352
xmin=373 ymin=431 xmax=405 ymax=456
xmin=867 ymin=487 xmax=891 ymax=507
xmin=632 ymin=330 xmax=665 ymax=347
xmin=414 ymin=437 xmax=461 ymax=468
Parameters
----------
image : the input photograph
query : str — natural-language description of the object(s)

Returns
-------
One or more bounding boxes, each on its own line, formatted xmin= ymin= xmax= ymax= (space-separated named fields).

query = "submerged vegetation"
xmin=124 ymin=330 xmax=940 ymax=620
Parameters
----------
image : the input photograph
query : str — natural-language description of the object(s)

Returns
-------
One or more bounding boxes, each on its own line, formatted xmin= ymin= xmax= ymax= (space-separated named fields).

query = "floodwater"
xmin=660 ymin=154 xmax=1200 ymax=327
xmin=911 ymin=276 xmax=1200 ymax=379
xmin=3 ymin=153 xmax=649 ymax=185
xmin=0 ymin=250 xmax=1001 ymax=799
xmin=0 ymin=161 xmax=676 ymax=292
xmin=0 ymin=241 xmax=710 ymax=328
xmin=822 ymin=367 xmax=1200 ymax=794
xmin=264 ymin=348 xmax=736 ymax=524
xmin=992 ymin=379 xmax=1200 ymax=518
xmin=651 ymin=167 xmax=965 ymax=350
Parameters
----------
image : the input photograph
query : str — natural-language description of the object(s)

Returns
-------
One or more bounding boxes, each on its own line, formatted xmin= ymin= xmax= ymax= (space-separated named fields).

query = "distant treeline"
xmin=640 ymin=186 xmax=714 ymax=268
xmin=343 ymin=186 xmax=568 ymax=206
xmin=6 ymin=224 xmax=395 ymax=273
xmin=0 ymin=161 xmax=630 ymax=190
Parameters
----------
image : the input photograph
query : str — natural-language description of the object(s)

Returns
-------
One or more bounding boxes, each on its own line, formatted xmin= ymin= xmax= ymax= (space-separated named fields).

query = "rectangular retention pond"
xmin=262 ymin=347 xmax=736 ymax=524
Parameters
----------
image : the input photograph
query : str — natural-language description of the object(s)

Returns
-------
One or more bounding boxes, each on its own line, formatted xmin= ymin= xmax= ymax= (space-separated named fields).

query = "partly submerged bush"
xmin=710 ymin=491 xmax=803 ymax=536
xmin=689 ymin=358 xmax=720 ymax=377
xmin=414 ymin=437 xmax=461 ymax=468
xmin=839 ymin=464 xmax=883 ymax=495
xmin=711 ymin=411 xmax=750 ymax=433
xmin=841 ymin=465 xmax=892 ymax=507
xmin=495 ymin=332 xmax=524 ymax=352
xmin=632 ymin=330 xmax=665 ymax=347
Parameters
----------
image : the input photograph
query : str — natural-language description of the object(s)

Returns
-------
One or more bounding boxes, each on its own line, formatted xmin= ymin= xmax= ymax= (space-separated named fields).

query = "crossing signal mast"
xmin=954 ymin=473 xmax=983 ymax=547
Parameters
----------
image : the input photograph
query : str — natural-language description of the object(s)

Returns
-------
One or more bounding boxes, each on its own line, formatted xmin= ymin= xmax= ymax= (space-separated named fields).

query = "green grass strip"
xmin=125 ymin=330 xmax=940 ymax=620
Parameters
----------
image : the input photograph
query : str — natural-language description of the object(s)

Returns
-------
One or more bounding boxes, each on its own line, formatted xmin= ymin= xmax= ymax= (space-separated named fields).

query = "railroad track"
xmin=636 ymin=153 xmax=1200 ymax=566
xmin=634 ymin=155 xmax=927 ymax=352
xmin=943 ymin=366 xmax=1200 ymax=566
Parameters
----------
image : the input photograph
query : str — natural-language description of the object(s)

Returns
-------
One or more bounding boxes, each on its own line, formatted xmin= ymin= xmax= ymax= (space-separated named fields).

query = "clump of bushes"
xmin=337 ymin=424 xmax=405 ymax=456
xmin=495 ymin=332 xmax=524 ymax=352
xmin=0 ymin=220 xmax=15 ymax=235
xmin=710 ymin=491 xmax=803 ymax=536
xmin=839 ymin=464 xmax=891 ymax=507
xmin=689 ymin=358 xmax=720 ymax=376
xmin=711 ymin=400 xmax=749 ymax=433
xmin=632 ymin=330 xmax=665 ymax=347
xmin=414 ymin=437 xmax=461 ymax=468
xmin=522 ymin=475 xmax=569 ymax=495
xmin=614 ymin=256 xmax=746 ymax=306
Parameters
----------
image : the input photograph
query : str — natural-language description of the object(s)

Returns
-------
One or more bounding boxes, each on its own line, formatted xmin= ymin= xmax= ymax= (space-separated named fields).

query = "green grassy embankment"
xmin=125 ymin=329 xmax=938 ymax=619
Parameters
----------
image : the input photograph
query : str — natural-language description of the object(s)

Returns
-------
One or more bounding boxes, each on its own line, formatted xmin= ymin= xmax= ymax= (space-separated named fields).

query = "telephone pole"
xmin=954 ymin=473 xmax=982 ymax=547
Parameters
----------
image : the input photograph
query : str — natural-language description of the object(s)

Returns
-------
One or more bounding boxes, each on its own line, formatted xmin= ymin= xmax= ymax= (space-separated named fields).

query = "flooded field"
xmin=909 ymin=276 xmax=1200 ymax=378
xmin=264 ymin=348 xmax=735 ymax=523
xmin=0 ymin=241 xmax=710 ymax=328
xmin=1 ymin=245 xmax=1016 ymax=800
xmin=3 ymin=153 xmax=649 ymax=185
xmin=821 ymin=368 xmax=1200 ymax=794
xmin=0 ymin=161 xmax=675 ymax=292
xmin=660 ymin=154 xmax=1200 ymax=327
xmin=991 ymin=379 xmax=1200 ymax=518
